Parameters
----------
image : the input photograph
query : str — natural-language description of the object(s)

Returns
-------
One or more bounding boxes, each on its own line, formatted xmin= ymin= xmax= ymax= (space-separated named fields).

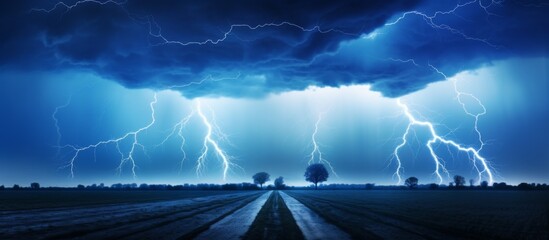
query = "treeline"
xmin=0 ymin=182 xmax=261 ymax=191
xmin=304 ymin=182 xmax=549 ymax=190
xmin=2 ymin=182 xmax=548 ymax=191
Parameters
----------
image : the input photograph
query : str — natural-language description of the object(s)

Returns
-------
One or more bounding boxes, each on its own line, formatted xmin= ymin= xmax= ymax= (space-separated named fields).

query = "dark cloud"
xmin=0 ymin=0 xmax=547 ymax=98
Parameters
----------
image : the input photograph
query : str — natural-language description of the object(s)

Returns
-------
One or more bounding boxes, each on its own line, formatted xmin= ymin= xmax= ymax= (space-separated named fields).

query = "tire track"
xmin=243 ymin=191 xmax=304 ymax=240
xmin=192 ymin=191 xmax=272 ymax=240
xmin=279 ymin=191 xmax=349 ymax=240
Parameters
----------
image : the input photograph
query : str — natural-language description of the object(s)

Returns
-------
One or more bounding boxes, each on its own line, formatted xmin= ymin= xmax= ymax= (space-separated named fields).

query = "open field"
xmin=1 ymin=189 xmax=548 ymax=239
xmin=0 ymin=190 xmax=265 ymax=239
xmin=285 ymin=190 xmax=549 ymax=239
xmin=0 ymin=190 xmax=248 ymax=211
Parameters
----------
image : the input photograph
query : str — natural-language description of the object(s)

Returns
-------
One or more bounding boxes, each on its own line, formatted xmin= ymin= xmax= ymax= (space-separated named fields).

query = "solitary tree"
xmin=405 ymin=177 xmax=419 ymax=189
xmin=253 ymin=172 xmax=270 ymax=189
xmin=30 ymin=182 xmax=40 ymax=189
xmin=480 ymin=181 xmax=489 ymax=189
xmin=304 ymin=164 xmax=329 ymax=189
xmin=469 ymin=179 xmax=474 ymax=187
xmin=454 ymin=175 xmax=466 ymax=187
xmin=274 ymin=176 xmax=285 ymax=190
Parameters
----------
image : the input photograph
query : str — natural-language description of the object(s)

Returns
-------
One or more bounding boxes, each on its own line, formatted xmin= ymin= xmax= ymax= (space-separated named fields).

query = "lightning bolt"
xmin=166 ymin=73 xmax=241 ymax=90
xmin=52 ymin=95 xmax=72 ymax=155
xmin=195 ymin=100 xmax=236 ymax=181
xmin=392 ymin=100 xmax=451 ymax=185
xmin=384 ymin=0 xmax=500 ymax=184
xmin=390 ymin=62 xmax=495 ymax=185
xmin=155 ymin=99 xmax=238 ymax=180
xmin=59 ymin=93 xmax=158 ymax=179
xmin=156 ymin=109 xmax=194 ymax=174
xmin=387 ymin=58 xmax=419 ymax=67
xmin=454 ymin=79 xmax=486 ymax=152
xmin=307 ymin=113 xmax=338 ymax=177
xmin=429 ymin=64 xmax=493 ymax=183
xmin=148 ymin=20 xmax=357 ymax=47
xmin=155 ymin=73 xmax=242 ymax=177
xmin=384 ymin=0 xmax=502 ymax=48
xmin=30 ymin=0 xmax=127 ymax=14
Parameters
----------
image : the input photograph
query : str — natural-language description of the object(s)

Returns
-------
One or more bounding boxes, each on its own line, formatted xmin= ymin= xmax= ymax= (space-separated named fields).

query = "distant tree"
xmin=405 ymin=177 xmax=419 ymax=189
xmin=454 ymin=175 xmax=466 ymax=187
xmin=253 ymin=172 xmax=270 ymax=189
xmin=13 ymin=184 xmax=20 ymax=190
xmin=274 ymin=176 xmax=285 ymax=190
xmin=428 ymin=183 xmax=439 ymax=190
xmin=30 ymin=182 xmax=40 ymax=189
xmin=517 ymin=182 xmax=531 ymax=190
xmin=493 ymin=182 xmax=507 ymax=189
xmin=139 ymin=183 xmax=149 ymax=189
xmin=222 ymin=183 xmax=238 ymax=190
xmin=242 ymin=182 xmax=260 ymax=190
xmin=365 ymin=183 xmax=375 ymax=190
xmin=480 ymin=181 xmax=489 ymax=189
xmin=469 ymin=179 xmax=474 ymax=187
xmin=77 ymin=184 xmax=85 ymax=189
xmin=304 ymin=164 xmax=329 ymax=189
xmin=99 ymin=183 xmax=105 ymax=188
xmin=0 ymin=185 xmax=4 ymax=190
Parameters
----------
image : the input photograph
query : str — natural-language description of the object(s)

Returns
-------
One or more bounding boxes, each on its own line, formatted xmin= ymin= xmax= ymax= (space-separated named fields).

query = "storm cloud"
xmin=1 ymin=0 xmax=547 ymax=98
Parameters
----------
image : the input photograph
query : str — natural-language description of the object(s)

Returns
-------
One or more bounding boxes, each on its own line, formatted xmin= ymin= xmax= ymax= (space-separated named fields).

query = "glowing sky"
xmin=0 ymin=1 xmax=547 ymax=186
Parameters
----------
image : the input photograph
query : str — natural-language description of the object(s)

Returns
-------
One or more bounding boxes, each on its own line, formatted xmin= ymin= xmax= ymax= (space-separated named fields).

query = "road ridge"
xmin=243 ymin=190 xmax=304 ymax=240
xmin=279 ymin=191 xmax=351 ymax=240
xmin=193 ymin=191 xmax=272 ymax=239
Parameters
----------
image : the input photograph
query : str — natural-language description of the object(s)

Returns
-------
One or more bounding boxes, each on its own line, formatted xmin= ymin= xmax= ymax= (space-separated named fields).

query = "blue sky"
xmin=0 ymin=1 xmax=547 ymax=186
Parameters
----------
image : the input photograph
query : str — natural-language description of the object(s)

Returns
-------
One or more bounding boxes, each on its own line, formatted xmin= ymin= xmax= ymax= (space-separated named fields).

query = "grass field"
xmin=0 ymin=190 xmax=264 ymax=239
xmin=285 ymin=190 xmax=549 ymax=239
xmin=0 ymin=190 xmax=245 ymax=210
xmin=1 ymin=189 xmax=547 ymax=239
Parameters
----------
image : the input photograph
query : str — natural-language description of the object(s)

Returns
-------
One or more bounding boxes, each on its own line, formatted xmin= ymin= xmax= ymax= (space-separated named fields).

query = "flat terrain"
xmin=1 ymin=189 xmax=548 ymax=239
xmin=285 ymin=190 xmax=549 ymax=240
xmin=0 ymin=190 xmax=241 ymax=211
xmin=0 ymin=190 xmax=265 ymax=239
